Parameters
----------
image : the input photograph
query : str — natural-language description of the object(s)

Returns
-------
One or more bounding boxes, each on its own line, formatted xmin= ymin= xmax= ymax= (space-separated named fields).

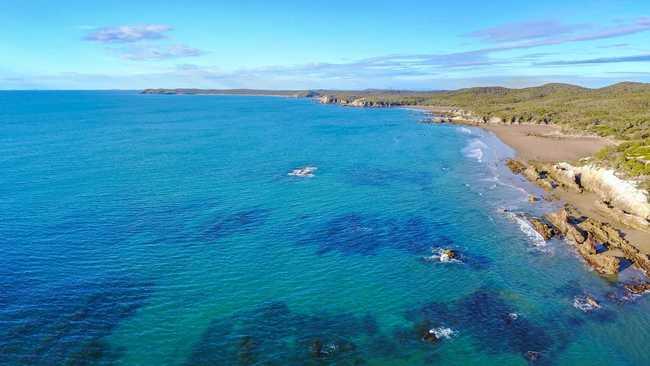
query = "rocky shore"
xmin=318 ymin=94 xmax=650 ymax=289
xmin=317 ymin=95 xmax=395 ymax=108
xmin=505 ymin=159 xmax=650 ymax=280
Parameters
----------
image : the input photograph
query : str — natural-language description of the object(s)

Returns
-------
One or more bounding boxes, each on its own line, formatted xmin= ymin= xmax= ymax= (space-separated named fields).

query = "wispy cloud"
xmin=85 ymin=24 xmax=172 ymax=43
xmin=84 ymin=24 xmax=206 ymax=61
xmin=466 ymin=20 xmax=581 ymax=43
xmin=538 ymin=54 xmax=650 ymax=66
xmin=466 ymin=17 xmax=650 ymax=50
xmin=598 ymin=43 xmax=630 ymax=49
xmin=20 ymin=17 xmax=650 ymax=88
xmin=116 ymin=44 xmax=206 ymax=61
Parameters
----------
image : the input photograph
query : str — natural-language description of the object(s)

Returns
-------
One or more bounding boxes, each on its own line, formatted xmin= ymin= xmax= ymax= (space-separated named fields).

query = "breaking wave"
xmin=428 ymin=327 xmax=458 ymax=339
xmin=462 ymin=138 xmax=488 ymax=163
xmin=501 ymin=209 xmax=548 ymax=249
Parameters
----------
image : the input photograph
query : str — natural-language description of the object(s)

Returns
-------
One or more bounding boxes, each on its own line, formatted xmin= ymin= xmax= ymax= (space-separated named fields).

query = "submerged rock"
xmin=424 ymin=248 xmax=462 ymax=263
xmin=573 ymin=295 xmax=601 ymax=312
xmin=524 ymin=350 xmax=541 ymax=363
xmin=440 ymin=249 xmax=458 ymax=261
xmin=624 ymin=282 xmax=650 ymax=295
xmin=421 ymin=327 xmax=456 ymax=344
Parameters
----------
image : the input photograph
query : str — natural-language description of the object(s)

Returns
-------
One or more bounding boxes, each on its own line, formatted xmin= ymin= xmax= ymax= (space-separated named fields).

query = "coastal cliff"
xmin=317 ymin=95 xmax=395 ymax=108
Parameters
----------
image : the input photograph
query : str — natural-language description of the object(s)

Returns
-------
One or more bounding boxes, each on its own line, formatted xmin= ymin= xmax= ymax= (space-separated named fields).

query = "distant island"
xmin=144 ymin=82 xmax=650 ymax=285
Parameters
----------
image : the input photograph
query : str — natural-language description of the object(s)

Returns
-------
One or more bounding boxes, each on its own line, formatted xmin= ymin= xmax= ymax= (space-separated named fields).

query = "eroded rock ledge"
xmin=506 ymin=159 xmax=650 ymax=276
xmin=318 ymin=95 xmax=393 ymax=108
xmin=545 ymin=205 xmax=645 ymax=275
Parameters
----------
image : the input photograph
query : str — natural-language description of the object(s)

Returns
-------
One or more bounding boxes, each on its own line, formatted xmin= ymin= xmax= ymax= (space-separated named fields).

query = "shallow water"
xmin=1 ymin=91 xmax=649 ymax=365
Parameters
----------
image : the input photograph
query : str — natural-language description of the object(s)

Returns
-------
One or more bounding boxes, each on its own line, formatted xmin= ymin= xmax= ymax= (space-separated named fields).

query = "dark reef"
xmin=299 ymin=212 xmax=453 ymax=256
xmin=186 ymin=302 xmax=377 ymax=366
xmin=0 ymin=277 xmax=154 ymax=366
xmin=203 ymin=207 xmax=271 ymax=240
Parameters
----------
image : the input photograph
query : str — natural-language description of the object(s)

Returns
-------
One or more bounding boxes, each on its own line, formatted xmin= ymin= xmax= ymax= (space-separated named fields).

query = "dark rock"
xmin=624 ymin=282 xmax=650 ymax=295
xmin=528 ymin=217 xmax=557 ymax=240
xmin=545 ymin=205 xmax=633 ymax=275
xmin=524 ymin=350 xmax=541 ymax=362
xmin=506 ymin=159 xmax=528 ymax=174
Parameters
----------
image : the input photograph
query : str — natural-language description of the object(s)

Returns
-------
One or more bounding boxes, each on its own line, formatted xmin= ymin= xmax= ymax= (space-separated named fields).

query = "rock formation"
xmin=528 ymin=217 xmax=557 ymax=240
xmin=543 ymin=205 xmax=650 ymax=275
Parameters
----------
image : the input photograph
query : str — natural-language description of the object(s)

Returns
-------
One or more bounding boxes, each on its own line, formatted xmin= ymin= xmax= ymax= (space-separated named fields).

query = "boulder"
xmin=440 ymin=249 xmax=458 ymax=261
xmin=421 ymin=329 xmax=440 ymax=344
xmin=524 ymin=351 xmax=541 ymax=363
xmin=528 ymin=217 xmax=557 ymax=240
xmin=584 ymin=253 xmax=624 ymax=275
xmin=624 ymin=282 xmax=650 ymax=295
xmin=506 ymin=159 xmax=527 ymax=174
xmin=545 ymin=205 xmax=629 ymax=275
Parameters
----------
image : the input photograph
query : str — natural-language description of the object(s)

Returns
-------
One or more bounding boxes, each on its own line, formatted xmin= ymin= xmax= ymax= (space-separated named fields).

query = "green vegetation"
xmin=595 ymin=139 xmax=650 ymax=177
xmin=323 ymin=82 xmax=650 ymax=141
xmin=322 ymin=82 xmax=650 ymax=178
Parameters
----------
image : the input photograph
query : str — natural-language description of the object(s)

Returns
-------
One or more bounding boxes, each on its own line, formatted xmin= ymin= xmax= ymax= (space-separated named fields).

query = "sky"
xmin=2 ymin=0 xmax=650 ymax=90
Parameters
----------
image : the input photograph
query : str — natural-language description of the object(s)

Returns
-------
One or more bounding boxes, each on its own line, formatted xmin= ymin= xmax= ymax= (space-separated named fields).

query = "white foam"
xmin=424 ymin=248 xmax=462 ymax=263
xmin=288 ymin=166 xmax=318 ymax=177
xmin=573 ymin=295 xmax=601 ymax=312
xmin=462 ymin=138 xmax=488 ymax=163
xmin=501 ymin=210 xmax=548 ymax=248
xmin=428 ymin=327 xmax=457 ymax=339
xmin=457 ymin=126 xmax=473 ymax=135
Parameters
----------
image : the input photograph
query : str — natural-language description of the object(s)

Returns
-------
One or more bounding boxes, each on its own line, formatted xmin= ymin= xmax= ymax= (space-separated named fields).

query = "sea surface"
xmin=1 ymin=91 xmax=649 ymax=365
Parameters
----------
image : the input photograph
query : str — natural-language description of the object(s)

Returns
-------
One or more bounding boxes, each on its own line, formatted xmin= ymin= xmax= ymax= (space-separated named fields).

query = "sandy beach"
xmin=408 ymin=103 xmax=650 ymax=262
xmin=481 ymin=123 xmax=650 ymax=258
xmin=484 ymin=124 xmax=613 ymax=162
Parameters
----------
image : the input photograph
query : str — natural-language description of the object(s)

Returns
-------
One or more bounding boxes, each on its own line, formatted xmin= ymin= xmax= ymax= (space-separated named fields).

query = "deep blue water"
xmin=1 ymin=91 xmax=649 ymax=365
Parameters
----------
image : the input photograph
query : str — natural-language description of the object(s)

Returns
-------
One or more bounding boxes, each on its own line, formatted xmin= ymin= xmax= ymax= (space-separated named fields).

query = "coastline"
xmin=406 ymin=105 xmax=650 ymax=285
xmin=145 ymin=91 xmax=650 ymax=288
xmin=407 ymin=105 xmax=615 ymax=162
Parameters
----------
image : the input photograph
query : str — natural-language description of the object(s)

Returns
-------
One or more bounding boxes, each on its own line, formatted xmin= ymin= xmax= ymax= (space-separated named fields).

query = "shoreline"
xmin=142 ymin=92 xmax=650 ymax=287
xmin=405 ymin=105 xmax=615 ymax=162
xmin=408 ymin=106 xmax=650 ymax=285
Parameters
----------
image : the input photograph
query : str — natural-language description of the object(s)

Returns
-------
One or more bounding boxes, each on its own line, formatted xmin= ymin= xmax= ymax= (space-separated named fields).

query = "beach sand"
xmin=410 ymin=105 xmax=650 ymax=261
xmin=484 ymin=124 xmax=613 ymax=162
xmin=481 ymin=123 xmax=650 ymax=257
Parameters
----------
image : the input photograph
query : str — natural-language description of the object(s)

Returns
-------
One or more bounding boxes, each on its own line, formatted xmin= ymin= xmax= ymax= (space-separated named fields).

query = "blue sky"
xmin=2 ymin=0 xmax=650 ymax=89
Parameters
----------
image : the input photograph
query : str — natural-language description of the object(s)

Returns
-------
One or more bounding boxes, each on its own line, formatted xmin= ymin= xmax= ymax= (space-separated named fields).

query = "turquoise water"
xmin=1 ymin=91 xmax=649 ymax=365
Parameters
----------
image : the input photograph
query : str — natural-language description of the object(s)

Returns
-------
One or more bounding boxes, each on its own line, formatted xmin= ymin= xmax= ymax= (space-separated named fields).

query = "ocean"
xmin=1 ymin=91 xmax=649 ymax=365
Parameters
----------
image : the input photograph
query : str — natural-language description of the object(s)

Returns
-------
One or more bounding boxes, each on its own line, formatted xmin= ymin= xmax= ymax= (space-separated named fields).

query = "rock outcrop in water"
xmin=624 ymin=282 xmax=650 ymax=295
xmin=528 ymin=217 xmax=557 ymax=240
